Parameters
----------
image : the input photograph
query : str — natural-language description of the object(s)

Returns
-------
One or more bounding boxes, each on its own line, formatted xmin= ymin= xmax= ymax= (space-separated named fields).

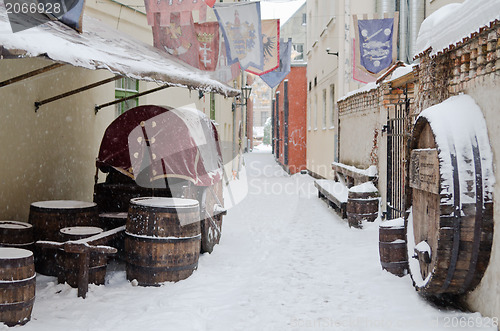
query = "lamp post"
xmin=233 ymin=85 xmax=252 ymax=152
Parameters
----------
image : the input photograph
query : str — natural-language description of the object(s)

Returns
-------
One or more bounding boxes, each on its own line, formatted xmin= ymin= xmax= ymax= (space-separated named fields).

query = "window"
xmin=314 ymin=95 xmax=318 ymax=130
xmin=115 ymin=78 xmax=139 ymax=116
xmin=322 ymin=89 xmax=327 ymax=129
xmin=330 ymin=84 xmax=335 ymax=128
xmin=293 ymin=43 xmax=304 ymax=61
xmin=307 ymin=96 xmax=311 ymax=130
xmin=302 ymin=13 xmax=307 ymax=26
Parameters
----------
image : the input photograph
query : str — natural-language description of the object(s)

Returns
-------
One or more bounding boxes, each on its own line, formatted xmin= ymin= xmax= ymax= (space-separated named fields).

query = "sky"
xmin=260 ymin=0 xmax=306 ymax=26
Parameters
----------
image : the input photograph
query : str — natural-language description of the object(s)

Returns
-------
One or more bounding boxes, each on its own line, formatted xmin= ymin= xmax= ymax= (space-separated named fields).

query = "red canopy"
xmin=96 ymin=105 xmax=223 ymax=187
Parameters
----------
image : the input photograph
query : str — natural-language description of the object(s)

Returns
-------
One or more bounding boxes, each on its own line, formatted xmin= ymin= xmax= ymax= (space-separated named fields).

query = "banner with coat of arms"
xmin=246 ymin=19 xmax=280 ymax=76
xmin=144 ymin=0 xmax=211 ymax=27
xmin=194 ymin=22 xmax=220 ymax=71
xmin=353 ymin=14 xmax=398 ymax=77
xmin=213 ymin=1 xmax=264 ymax=71
xmin=152 ymin=12 xmax=199 ymax=68
xmin=260 ymin=38 xmax=291 ymax=89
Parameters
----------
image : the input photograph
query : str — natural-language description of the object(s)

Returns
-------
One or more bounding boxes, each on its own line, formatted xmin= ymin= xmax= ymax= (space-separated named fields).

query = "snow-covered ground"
xmin=9 ymin=152 xmax=497 ymax=330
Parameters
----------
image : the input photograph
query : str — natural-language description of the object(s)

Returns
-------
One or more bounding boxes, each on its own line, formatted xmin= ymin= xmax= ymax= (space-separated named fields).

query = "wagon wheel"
xmin=198 ymin=182 xmax=224 ymax=254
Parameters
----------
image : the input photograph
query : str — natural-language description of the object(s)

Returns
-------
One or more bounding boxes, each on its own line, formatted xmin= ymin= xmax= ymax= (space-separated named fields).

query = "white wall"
xmin=464 ymin=77 xmax=500 ymax=318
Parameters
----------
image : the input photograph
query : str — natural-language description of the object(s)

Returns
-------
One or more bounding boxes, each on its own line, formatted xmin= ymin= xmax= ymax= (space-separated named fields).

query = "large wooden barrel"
xmin=408 ymin=97 xmax=494 ymax=295
xmin=0 ymin=248 xmax=35 ymax=326
xmin=346 ymin=183 xmax=379 ymax=228
xmin=125 ymin=197 xmax=201 ymax=286
xmin=57 ymin=227 xmax=107 ymax=288
xmin=379 ymin=218 xmax=408 ymax=277
xmin=0 ymin=221 xmax=34 ymax=251
xmin=29 ymin=200 xmax=99 ymax=276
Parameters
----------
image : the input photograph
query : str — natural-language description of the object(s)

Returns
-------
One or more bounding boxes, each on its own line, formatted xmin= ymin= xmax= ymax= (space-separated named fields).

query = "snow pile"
xmin=337 ymin=82 xmax=378 ymax=102
xmin=0 ymin=247 xmax=33 ymax=259
xmin=349 ymin=181 xmax=378 ymax=194
xmin=31 ymin=200 xmax=96 ymax=209
xmin=332 ymin=162 xmax=378 ymax=178
xmin=417 ymin=94 xmax=494 ymax=206
xmin=415 ymin=241 xmax=432 ymax=260
xmin=315 ymin=179 xmax=348 ymax=202
xmin=415 ymin=0 xmax=500 ymax=57
xmin=379 ymin=217 xmax=404 ymax=229
xmin=389 ymin=64 xmax=416 ymax=81
xmin=252 ymin=144 xmax=272 ymax=153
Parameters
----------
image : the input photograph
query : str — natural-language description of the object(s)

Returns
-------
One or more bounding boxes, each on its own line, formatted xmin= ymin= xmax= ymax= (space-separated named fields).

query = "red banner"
xmin=152 ymin=12 xmax=199 ymax=68
xmin=194 ymin=22 xmax=220 ymax=71
xmin=144 ymin=0 xmax=209 ymax=27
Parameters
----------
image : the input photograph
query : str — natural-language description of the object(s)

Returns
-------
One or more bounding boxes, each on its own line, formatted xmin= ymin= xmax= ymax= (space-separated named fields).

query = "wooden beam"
xmin=94 ymin=85 xmax=171 ymax=113
xmin=35 ymin=75 xmax=122 ymax=112
xmin=0 ymin=63 xmax=64 ymax=88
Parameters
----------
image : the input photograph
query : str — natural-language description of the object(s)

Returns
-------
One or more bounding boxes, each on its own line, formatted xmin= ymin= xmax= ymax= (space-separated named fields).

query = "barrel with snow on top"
xmin=0 ymin=248 xmax=35 ymax=326
xmin=346 ymin=181 xmax=380 ymax=228
xmin=125 ymin=197 xmax=201 ymax=286
xmin=379 ymin=218 xmax=408 ymax=277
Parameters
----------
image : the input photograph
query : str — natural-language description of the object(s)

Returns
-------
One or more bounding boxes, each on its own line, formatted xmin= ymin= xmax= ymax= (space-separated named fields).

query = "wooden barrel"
xmin=98 ymin=212 xmax=128 ymax=231
xmin=408 ymin=101 xmax=494 ymax=295
xmin=94 ymin=183 xmax=171 ymax=213
xmin=98 ymin=212 xmax=127 ymax=258
xmin=379 ymin=219 xmax=408 ymax=277
xmin=125 ymin=197 xmax=200 ymax=286
xmin=346 ymin=183 xmax=379 ymax=228
xmin=57 ymin=226 xmax=107 ymax=288
xmin=0 ymin=221 xmax=34 ymax=250
xmin=0 ymin=248 xmax=35 ymax=326
xmin=29 ymin=200 xmax=98 ymax=276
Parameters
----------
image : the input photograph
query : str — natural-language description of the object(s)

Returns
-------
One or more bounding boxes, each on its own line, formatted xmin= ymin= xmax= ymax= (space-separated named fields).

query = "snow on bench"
xmin=331 ymin=162 xmax=377 ymax=187
xmin=314 ymin=179 xmax=348 ymax=218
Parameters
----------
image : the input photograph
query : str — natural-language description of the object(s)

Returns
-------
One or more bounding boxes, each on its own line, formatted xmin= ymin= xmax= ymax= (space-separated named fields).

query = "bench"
xmin=331 ymin=162 xmax=377 ymax=188
xmin=314 ymin=179 xmax=348 ymax=218
xmin=36 ymin=226 xmax=124 ymax=298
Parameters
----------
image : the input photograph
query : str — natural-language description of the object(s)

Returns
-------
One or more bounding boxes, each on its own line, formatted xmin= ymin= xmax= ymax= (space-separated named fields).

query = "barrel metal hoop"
xmin=379 ymin=242 xmax=407 ymax=249
xmin=0 ymin=276 xmax=36 ymax=290
xmin=441 ymin=144 xmax=462 ymax=292
xmin=380 ymin=261 xmax=408 ymax=268
xmin=0 ymin=296 xmax=35 ymax=311
xmin=125 ymin=232 xmax=201 ymax=243
xmin=462 ymin=135 xmax=484 ymax=292
xmin=128 ymin=261 xmax=198 ymax=273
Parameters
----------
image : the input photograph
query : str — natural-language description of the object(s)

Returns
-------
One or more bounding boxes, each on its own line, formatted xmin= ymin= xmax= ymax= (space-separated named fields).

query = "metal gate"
xmin=386 ymin=89 xmax=411 ymax=220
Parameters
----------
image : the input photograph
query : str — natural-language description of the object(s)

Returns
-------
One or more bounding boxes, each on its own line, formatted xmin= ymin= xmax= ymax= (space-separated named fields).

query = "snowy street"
xmin=12 ymin=151 xmax=497 ymax=331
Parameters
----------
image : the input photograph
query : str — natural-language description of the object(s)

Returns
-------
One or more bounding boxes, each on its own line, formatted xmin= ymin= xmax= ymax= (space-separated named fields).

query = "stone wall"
xmin=414 ymin=20 xmax=500 ymax=319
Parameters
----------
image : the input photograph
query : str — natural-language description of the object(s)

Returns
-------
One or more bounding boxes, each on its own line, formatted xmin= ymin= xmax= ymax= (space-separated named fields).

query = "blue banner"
xmin=357 ymin=18 xmax=394 ymax=74
xmin=260 ymin=38 xmax=291 ymax=89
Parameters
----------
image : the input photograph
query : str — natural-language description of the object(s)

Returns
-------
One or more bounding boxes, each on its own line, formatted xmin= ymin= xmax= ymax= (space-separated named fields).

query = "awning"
xmin=0 ymin=3 xmax=239 ymax=97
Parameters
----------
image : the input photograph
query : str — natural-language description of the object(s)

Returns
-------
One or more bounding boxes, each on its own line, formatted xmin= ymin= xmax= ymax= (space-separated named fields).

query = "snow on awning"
xmin=0 ymin=3 xmax=240 ymax=97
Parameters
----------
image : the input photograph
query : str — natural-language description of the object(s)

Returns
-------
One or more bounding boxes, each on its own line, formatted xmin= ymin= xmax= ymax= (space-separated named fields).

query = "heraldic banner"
xmin=353 ymin=14 xmax=398 ymax=76
xmin=260 ymin=38 xmax=291 ymax=89
xmin=144 ymin=0 xmax=209 ymax=27
xmin=213 ymin=1 xmax=264 ymax=71
xmin=195 ymin=22 xmax=220 ymax=71
xmin=246 ymin=19 xmax=280 ymax=76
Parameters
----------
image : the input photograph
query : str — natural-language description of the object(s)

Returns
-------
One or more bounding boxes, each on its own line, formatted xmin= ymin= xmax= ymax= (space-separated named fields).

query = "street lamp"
xmin=232 ymin=85 xmax=253 ymax=153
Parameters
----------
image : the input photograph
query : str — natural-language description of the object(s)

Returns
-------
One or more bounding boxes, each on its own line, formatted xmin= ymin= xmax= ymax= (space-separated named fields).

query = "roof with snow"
xmin=415 ymin=0 xmax=500 ymax=58
xmin=0 ymin=3 xmax=239 ymax=97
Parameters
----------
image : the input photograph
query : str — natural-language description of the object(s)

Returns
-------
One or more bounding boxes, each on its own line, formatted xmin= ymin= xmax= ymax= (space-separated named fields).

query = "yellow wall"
xmin=0 ymin=58 xmax=115 ymax=221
